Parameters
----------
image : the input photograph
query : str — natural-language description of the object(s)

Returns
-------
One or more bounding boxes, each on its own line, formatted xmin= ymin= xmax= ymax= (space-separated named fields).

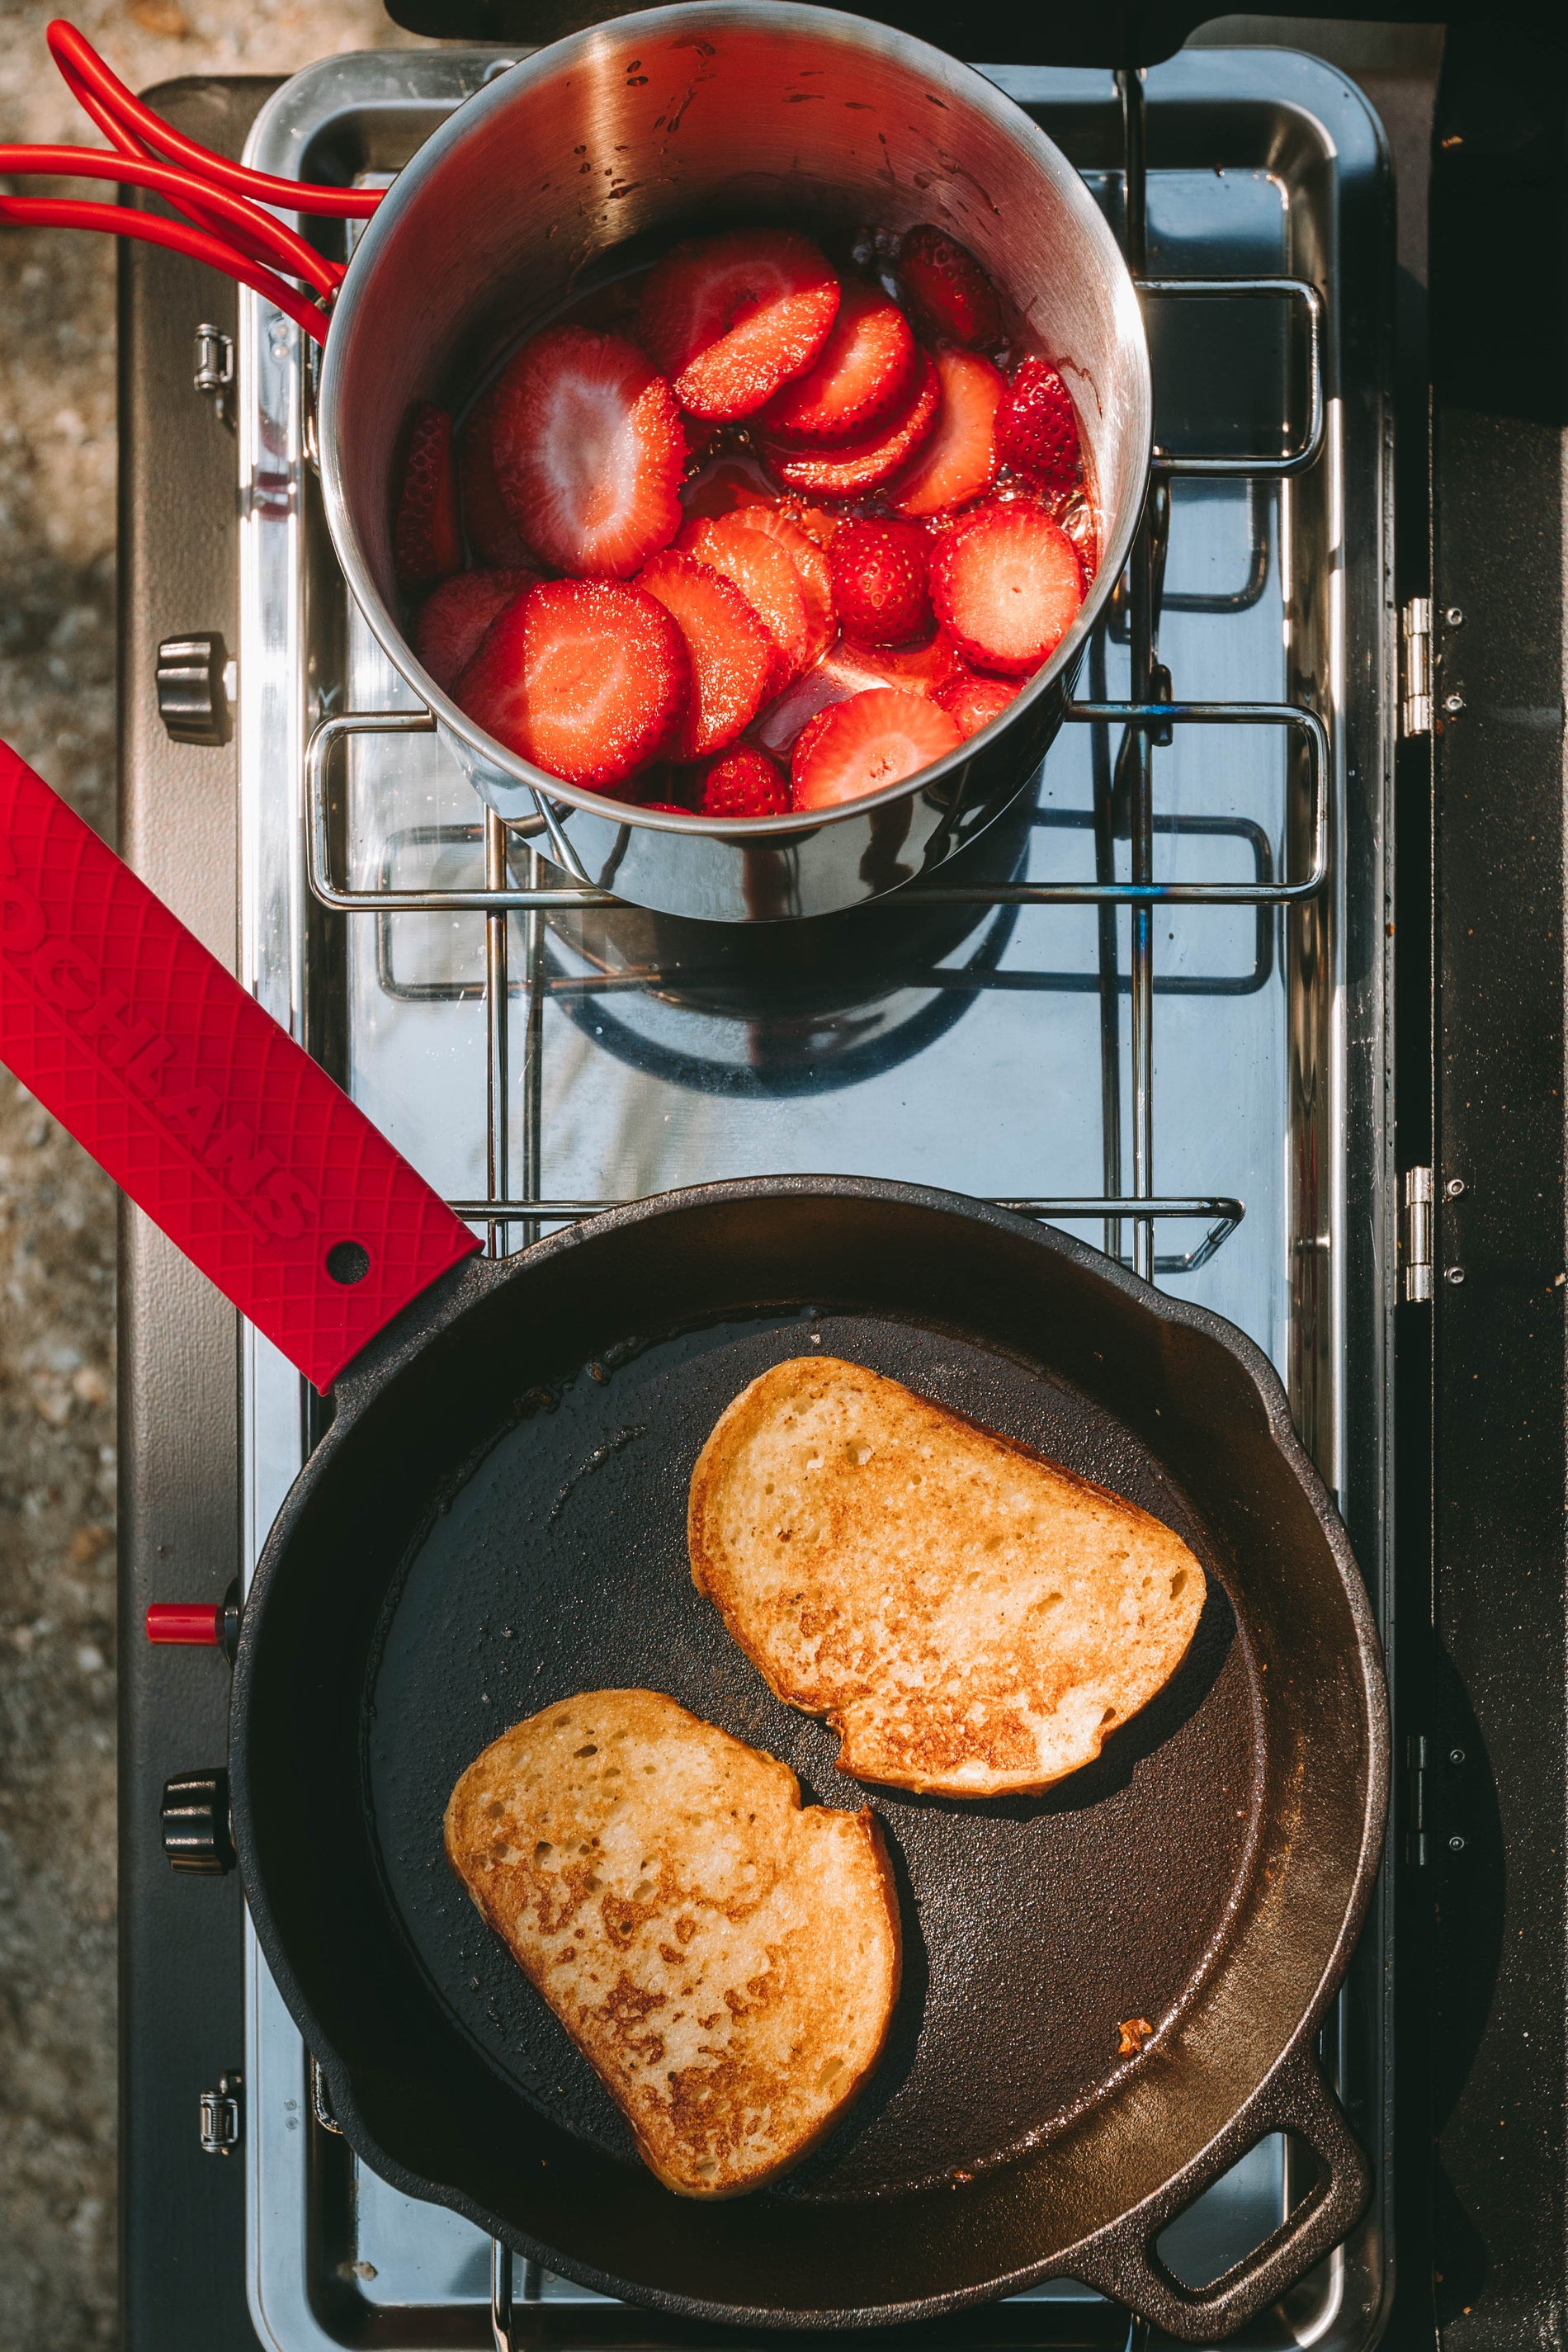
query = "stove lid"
xmin=380 ymin=0 xmax=1555 ymax=69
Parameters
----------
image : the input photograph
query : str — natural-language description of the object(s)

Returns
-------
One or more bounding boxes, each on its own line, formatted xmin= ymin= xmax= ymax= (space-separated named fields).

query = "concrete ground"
xmin=0 ymin=7 xmax=416 ymax=2343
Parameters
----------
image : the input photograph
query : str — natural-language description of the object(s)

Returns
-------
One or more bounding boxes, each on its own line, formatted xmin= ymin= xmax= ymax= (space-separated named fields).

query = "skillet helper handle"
xmin=0 ymin=742 xmax=479 ymax=1391
xmin=1066 ymin=2040 xmax=1372 ymax=2343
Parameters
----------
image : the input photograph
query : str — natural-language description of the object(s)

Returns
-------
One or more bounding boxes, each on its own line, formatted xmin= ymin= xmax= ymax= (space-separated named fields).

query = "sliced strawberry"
xmin=636 ymin=550 xmax=774 ymax=759
xmin=997 ymin=357 xmax=1081 ymax=493
xmin=757 ymin=278 xmax=915 ymax=446
xmin=897 ymin=226 xmax=1001 ymax=350
xmin=725 ymin=503 xmax=837 ymax=668
xmin=640 ymin=229 xmax=841 ymax=422
xmin=459 ymin=385 xmax=534 ymax=567
xmin=788 ymin=701 xmax=834 ymax=767
xmin=678 ymin=513 xmax=810 ymax=684
xmin=761 ymin=348 xmax=939 ymax=498
xmin=453 ymin=578 xmax=687 ymax=789
xmin=486 ymin=324 xmax=684 ymax=579
xmin=890 ymin=347 xmax=1004 ymax=518
xmin=929 ymin=500 xmax=1084 ymax=675
xmin=700 ymin=747 xmax=791 ymax=819
xmin=829 ymin=518 xmax=932 ymax=648
xmin=791 ymin=686 xmax=963 ymax=810
xmin=394 ymin=402 xmax=462 ymax=590
xmin=413 ymin=567 xmax=539 ymax=694
xmin=937 ymin=668 xmax=1022 ymax=739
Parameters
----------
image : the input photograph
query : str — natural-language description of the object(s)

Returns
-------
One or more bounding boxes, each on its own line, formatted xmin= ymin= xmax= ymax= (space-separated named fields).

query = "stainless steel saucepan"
xmin=6 ymin=7 xmax=1150 ymax=923
xmin=317 ymin=2 xmax=1153 ymax=923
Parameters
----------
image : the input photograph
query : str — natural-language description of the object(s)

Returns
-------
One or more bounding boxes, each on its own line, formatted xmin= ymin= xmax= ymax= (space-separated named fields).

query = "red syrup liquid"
xmin=448 ymin=231 xmax=1099 ymax=808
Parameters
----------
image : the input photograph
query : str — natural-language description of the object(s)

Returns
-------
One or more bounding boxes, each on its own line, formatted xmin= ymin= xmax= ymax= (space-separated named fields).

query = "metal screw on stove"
xmin=1443 ymin=692 xmax=1466 ymax=716
xmin=1446 ymin=1176 xmax=1466 ymax=1198
xmin=1445 ymin=607 xmax=1465 ymax=626
xmin=1448 ymin=1835 xmax=1466 ymax=1853
xmin=1449 ymin=1747 xmax=1466 ymax=1765
xmin=193 ymin=323 xmax=234 ymax=430
xmin=1445 ymin=1265 xmax=1466 ymax=1285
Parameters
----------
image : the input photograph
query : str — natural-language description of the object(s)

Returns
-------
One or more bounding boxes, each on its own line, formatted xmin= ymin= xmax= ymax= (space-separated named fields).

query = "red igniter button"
xmin=145 ymin=1602 xmax=223 ymax=1645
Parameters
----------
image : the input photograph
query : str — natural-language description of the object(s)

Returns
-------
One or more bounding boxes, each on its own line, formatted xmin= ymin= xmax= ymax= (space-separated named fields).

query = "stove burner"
xmin=536 ymin=783 xmax=1033 ymax=1093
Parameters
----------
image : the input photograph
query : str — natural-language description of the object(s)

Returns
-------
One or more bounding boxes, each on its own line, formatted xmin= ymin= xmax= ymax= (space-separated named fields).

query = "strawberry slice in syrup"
xmin=678 ymin=512 xmax=810 ymax=686
xmin=636 ymin=551 xmax=776 ymax=760
xmin=758 ymin=278 xmax=915 ymax=447
xmin=890 ymin=347 xmax=1005 ymax=519
xmin=486 ymin=324 xmax=684 ymax=579
xmin=761 ymin=348 xmax=940 ymax=498
xmin=725 ymin=503 xmax=838 ymax=669
xmin=640 ymin=229 xmax=841 ymax=422
xmin=897 ymin=226 xmax=1002 ymax=350
xmin=453 ymin=579 xmax=688 ymax=789
xmin=791 ymin=687 xmax=963 ymax=810
xmin=929 ymin=501 xmax=1084 ymax=675
xmin=996 ymin=357 xmax=1082 ymax=494
xmin=700 ymin=747 xmax=791 ymax=819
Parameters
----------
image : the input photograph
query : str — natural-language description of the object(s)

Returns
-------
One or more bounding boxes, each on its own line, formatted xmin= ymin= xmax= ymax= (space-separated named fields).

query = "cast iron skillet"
xmin=0 ymin=747 xmax=1388 ymax=2339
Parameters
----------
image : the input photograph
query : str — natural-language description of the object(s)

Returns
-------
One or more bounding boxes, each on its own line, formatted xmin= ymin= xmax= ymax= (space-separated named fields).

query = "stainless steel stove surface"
xmin=232 ymin=43 xmax=1392 ymax=2352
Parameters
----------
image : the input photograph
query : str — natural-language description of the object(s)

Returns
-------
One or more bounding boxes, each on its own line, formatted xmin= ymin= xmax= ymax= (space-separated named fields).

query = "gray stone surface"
xmin=0 ymin=7 xmax=415 ymax=2342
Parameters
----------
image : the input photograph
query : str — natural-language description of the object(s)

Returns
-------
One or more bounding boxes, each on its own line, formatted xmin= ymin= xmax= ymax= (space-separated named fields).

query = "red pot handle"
xmin=0 ymin=742 xmax=479 ymax=1391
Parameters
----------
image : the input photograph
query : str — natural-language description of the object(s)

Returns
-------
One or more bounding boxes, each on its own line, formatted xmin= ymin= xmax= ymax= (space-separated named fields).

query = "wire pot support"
xmin=300 ymin=64 xmax=1328 ymax=1287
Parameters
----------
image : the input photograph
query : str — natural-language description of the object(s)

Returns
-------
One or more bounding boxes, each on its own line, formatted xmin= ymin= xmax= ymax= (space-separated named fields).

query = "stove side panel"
xmin=1429 ymin=25 xmax=1568 ymax=2351
xmin=116 ymin=78 xmax=279 ymax=2352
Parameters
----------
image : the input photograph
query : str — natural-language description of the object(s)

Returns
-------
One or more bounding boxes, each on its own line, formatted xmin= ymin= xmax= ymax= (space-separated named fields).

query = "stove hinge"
xmin=1405 ymin=1736 xmax=1429 ymax=1867
xmin=1400 ymin=1165 xmax=1434 ymax=1301
xmin=199 ymin=2071 xmax=242 ymax=2156
xmin=1400 ymin=595 xmax=1433 ymax=738
xmin=193 ymin=322 xmax=234 ymax=431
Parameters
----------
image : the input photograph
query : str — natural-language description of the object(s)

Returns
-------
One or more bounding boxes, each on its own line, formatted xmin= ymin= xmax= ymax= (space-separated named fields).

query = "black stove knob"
xmin=162 ymin=1769 xmax=235 ymax=1875
xmin=155 ymin=633 xmax=231 ymax=747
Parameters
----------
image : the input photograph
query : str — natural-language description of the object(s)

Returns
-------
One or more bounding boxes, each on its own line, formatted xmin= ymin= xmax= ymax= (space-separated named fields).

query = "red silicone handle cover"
xmin=0 ymin=742 xmax=479 ymax=1391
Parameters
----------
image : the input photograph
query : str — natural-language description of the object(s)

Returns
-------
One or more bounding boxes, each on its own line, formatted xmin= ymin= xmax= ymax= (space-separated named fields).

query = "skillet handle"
xmin=1065 ymin=2039 xmax=1372 ymax=2343
xmin=0 ymin=740 xmax=478 ymax=1391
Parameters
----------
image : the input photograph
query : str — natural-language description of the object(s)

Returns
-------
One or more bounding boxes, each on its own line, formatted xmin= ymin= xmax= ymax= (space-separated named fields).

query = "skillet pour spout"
xmin=318 ymin=2 xmax=1153 ymax=921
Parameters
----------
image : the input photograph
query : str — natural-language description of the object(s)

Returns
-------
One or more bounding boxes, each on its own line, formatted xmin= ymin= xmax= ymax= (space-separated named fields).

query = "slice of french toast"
xmin=689 ymin=1357 xmax=1207 ymax=1797
xmin=444 ymin=1688 xmax=900 ymax=2197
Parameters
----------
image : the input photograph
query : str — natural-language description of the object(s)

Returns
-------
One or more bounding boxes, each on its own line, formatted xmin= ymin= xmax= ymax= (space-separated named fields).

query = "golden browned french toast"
xmin=688 ymin=1357 xmax=1207 ymax=1797
xmin=443 ymin=1688 xmax=900 ymax=2197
